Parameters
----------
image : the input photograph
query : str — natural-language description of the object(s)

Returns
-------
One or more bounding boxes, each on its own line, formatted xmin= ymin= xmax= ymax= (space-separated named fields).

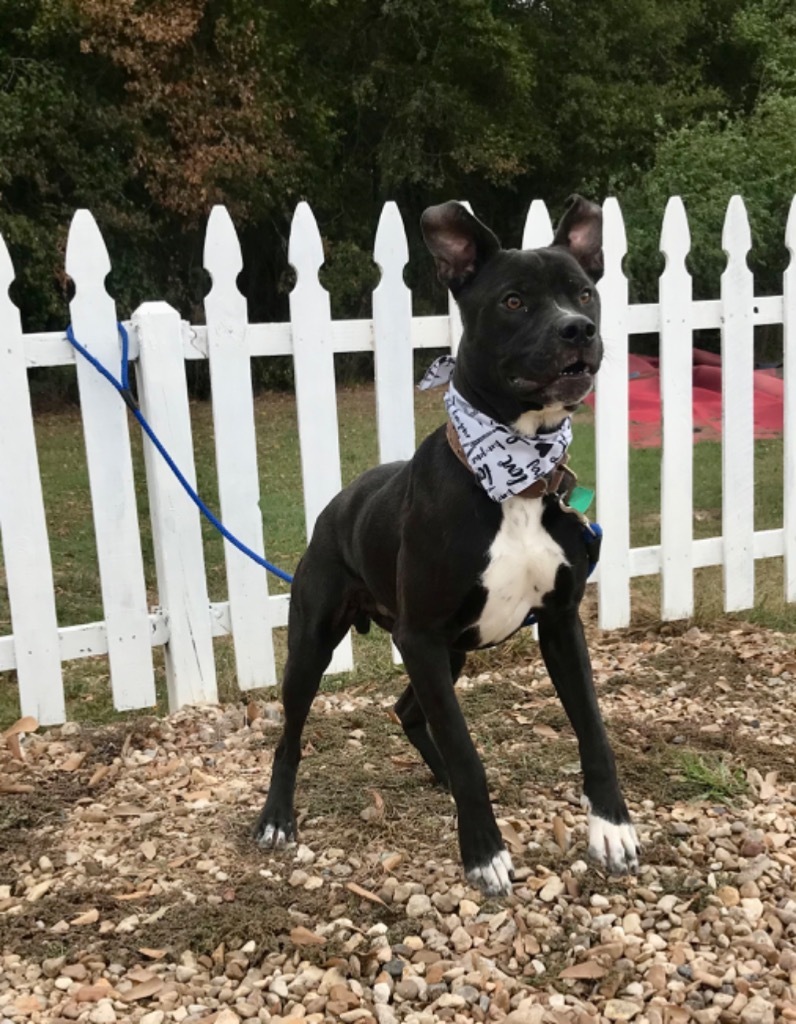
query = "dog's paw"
xmin=252 ymin=802 xmax=296 ymax=850
xmin=582 ymin=797 xmax=640 ymax=875
xmin=465 ymin=849 xmax=515 ymax=897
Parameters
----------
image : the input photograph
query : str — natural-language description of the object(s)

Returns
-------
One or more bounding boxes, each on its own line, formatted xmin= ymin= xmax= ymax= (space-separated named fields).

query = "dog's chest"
xmin=477 ymin=497 xmax=568 ymax=646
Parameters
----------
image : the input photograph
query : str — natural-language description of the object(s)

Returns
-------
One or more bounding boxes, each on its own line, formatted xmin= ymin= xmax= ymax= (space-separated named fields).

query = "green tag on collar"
xmin=569 ymin=485 xmax=595 ymax=514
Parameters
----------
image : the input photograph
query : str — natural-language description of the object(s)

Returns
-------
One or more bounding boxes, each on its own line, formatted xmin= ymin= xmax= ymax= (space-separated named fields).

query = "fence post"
xmin=0 ymin=235 xmax=65 ymax=723
xmin=720 ymin=197 xmax=755 ymax=612
xmin=204 ymin=206 xmax=277 ymax=689
xmin=595 ymin=198 xmax=631 ymax=628
xmin=659 ymin=197 xmax=694 ymax=619
xmin=289 ymin=203 xmax=353 ymax=674
xmin=132 ymin=302 xmax=218 ymax=708
xmin=522 ymin=200 xmax=554 ymax=248
xmin=374 ymin=202 xmax=415 ymax=463
xmin=66 ymin=211 xmax=155 ymax=711
xmin=784 ymin=197 xmax=796 ymax=603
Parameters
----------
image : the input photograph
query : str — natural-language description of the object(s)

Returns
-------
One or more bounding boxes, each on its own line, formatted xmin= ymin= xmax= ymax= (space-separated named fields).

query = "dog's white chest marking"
xmin=477 ymin=497 xmax=568 ymax=645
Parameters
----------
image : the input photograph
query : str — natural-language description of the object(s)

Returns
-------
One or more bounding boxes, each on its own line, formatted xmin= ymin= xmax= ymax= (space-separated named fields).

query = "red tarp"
xmin=584 ymin=348 xmax=784 ymax=447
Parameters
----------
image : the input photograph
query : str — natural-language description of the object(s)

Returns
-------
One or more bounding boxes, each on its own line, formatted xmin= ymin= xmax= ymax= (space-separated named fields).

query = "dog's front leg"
xmin=536 ymin=608 xmax=640 ymax=874
xmin=393 ymin=628 xmax=514 ymax=896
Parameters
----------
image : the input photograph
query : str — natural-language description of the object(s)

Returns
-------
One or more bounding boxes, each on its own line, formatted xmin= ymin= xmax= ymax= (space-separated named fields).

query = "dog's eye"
xmin=503 ymin=294 xmax=524 ymax=311
xmin=579 ymin=288 xmax=593 ymax=304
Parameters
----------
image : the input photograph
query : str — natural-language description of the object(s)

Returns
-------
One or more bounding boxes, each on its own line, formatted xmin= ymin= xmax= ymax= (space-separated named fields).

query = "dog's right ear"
xmin=421 ymin=202 xmax=501 ymax=294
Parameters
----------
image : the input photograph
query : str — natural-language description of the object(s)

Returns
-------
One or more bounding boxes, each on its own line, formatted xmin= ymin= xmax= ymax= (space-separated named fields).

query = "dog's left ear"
xmin=552 ymin=195 xmax=603 ymax=281
xmin=421 ymin=201 xmax=501 ymax=294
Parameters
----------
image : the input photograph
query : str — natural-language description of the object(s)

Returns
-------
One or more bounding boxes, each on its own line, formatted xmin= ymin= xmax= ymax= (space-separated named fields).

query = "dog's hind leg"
xmin=253 ymin=561 xmax=352 ymax=849
xmin=393 ymin=651 xmax=466 ymax=786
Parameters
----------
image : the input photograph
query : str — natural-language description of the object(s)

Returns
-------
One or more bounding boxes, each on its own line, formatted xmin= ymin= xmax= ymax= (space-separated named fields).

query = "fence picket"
xmin=133 ymin=302 xmax=218 ymax=708
xmin=784 ymin=197 xmax=796 ymax=602
xmin=522 ymin=200 xmax=554 ymax=249
xmin=373 ymin=202 xmax=415 ymax=462
xmin=289 ymin=203 xmax=353 ymax=673
xmin=659 ymin=197 xmax=694 ymax=619
xmin=595 ymin=199 xmax=631 ymax=628
xmin=720 ymin=197 xmax=755 ymax=611
xmin=204 ymin=206 xmax=276 ymax=689
xmin=65 ymin=212 xmax=155 ymax=711
xmin=0 ymin=236 xmax=65 ymax=723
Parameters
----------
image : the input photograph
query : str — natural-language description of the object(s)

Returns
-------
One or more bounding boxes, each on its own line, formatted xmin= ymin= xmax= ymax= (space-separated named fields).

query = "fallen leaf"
xmin=61 ymin=751 xmax=87 ymax=772
xmin=70 ymin=908 xmax=100 ymax=926
xmin=138 ymin=948 xmax=167 ymax=960
xmin=140 ymin=840 xmax=157 ymax=861
xmin=114 ymin=890 xmax=151 ymax=901
xmin=88 ymin=765 xmax=110 ymax=788
xmin=121 ymin=978 xmax=165 ymax=1002
xmin=0 ymin=781 xmax=34 ymax=794
xmin=381 ymin=852 xmax=403 ymax=873
xmin=113 ymin=804 xmax=147 ymax=817
xmin=3 ymin=716 xmax=38 ymax=738
xmin=497 ymin=820 xmax=525 ymax=854
xmin=559 ymin=961 xmax=608 ymax=980
xmin=290 ymin=925 xmax=326 ymax=946
xmin=532 ymin=724 xmax=559 ymax=740
xmin=6 ymin=733 xmax=23 ymax=761
xmin=346 ymin=881 xmax=386 ymax=906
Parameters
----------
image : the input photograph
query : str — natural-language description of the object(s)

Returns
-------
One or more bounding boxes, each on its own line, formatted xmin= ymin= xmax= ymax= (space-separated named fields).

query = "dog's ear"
xmin=552 ymin=195 xmax=603 ymax=281
xmin=421 ymin=202 xmax=501 ymax=294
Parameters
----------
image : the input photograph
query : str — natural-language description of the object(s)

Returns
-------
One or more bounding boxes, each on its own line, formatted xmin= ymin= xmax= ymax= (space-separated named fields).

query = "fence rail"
xmin=1 ymin=194 xmax=795 ymax=724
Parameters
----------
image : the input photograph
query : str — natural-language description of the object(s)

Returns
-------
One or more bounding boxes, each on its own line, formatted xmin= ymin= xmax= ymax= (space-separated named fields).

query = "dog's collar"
xmin=419 ymin=356 xmax=573 ymax=503
xmin=445 ymin=420 xmax=573 ymax=500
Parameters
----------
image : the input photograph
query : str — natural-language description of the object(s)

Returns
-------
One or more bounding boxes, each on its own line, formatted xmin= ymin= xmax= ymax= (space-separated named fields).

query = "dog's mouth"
xmin=510 ymin=357 xmax=596 ymax=393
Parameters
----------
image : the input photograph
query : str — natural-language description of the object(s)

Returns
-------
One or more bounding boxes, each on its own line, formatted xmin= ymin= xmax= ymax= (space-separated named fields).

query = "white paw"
xmin=466 ymin=849 xmax=515 ymax=896
xmin=582 ymin=797 xmax=640 ymax=874
xmin=257 ymin=823 xmax=290 ymax=849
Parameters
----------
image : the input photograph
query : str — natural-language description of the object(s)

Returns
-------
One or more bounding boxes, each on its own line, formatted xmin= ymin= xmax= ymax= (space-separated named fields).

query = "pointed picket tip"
xmin=0 ymin=231 xmax=16 ymax=296
xmin=65 ymin=209 xmax=111 ymax=282
xmin=659 ymin=195 xmax=690 ymax=259
xmin=602 ymin=197 xmax=628 ymax=258
xmin=288 ymin=201 xmax=325 ymax=278
xmin=374 ymin=201 xmax=408 ymax=273
xmin=785 ymin=194 xmax=796 ymax=259
xmin=522 ymin=199 xmax=554 ymax=249
xmin=722 ymin=195 xmax=751 ymax=255
xmin=204 ymin=205 xmax=243 ymax=280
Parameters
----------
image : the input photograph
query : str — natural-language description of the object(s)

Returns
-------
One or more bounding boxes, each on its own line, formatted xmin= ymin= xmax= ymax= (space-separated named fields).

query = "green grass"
xmin=674 ymin=751 xmax=749 ymax=803
xmin=0 ymin=384 xmax=793 ymax=727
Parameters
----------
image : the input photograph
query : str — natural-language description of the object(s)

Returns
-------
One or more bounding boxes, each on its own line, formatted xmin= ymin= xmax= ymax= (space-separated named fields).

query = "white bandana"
xmin=418 ymin=356 xmax=572 ymax=503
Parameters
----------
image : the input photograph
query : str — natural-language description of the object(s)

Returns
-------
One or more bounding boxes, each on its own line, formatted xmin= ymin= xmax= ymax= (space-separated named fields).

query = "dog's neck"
xmin=453 ymin=364 xmax=568 ymax=438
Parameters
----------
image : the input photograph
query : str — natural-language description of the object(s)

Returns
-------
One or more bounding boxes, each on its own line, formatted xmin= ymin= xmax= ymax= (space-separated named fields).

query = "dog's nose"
xmin=558 ymin=315 xmax=597 ymax=344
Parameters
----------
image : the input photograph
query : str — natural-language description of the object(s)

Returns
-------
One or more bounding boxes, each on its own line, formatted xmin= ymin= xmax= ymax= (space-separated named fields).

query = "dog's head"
xmin=421 ymin=196 xmax=603 ymax=424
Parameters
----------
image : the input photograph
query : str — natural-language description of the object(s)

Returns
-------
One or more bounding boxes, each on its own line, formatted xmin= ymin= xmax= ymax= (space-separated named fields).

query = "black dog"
xmin=254 ymin=197 xmax=639 ymax=896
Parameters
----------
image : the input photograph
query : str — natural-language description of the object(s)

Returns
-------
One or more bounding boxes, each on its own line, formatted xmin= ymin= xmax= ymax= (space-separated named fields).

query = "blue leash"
xmin=65 ymin=323 xmax=601 ymax=622
xmin=65 ymin=322 xmax=295 ymax=585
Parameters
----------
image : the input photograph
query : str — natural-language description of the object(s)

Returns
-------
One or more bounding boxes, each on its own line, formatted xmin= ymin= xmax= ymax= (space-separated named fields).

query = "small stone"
xmin=590 ymin=893 xmax=610 ymax=908
xmin=740 ymin=996 xmax=776 ymax=1024
xmin=717 ymin=885 xmax=740 ymax=906
xmin=604 ymin=999 xmax=642 ymax=1020
xmin=140 ymin=1013 xmax=165 ymax=1024
xmin=406 ymin=894 xmax=432 ymax=918
xmin=458 ymin=899 xmax=479 ymax=918
xmin=395 ymin=980 xmax=420 ymax=1001
xmin=741 ymin=898 xmax=764 ymax=925
xmin=89 ymin=1001 xmax=117 ymax=1024
xmin=373 ymin=983 xmax=391 ymax=1005
xmin=450 ymin=926 xmax=472 ymax=953
xmin=42 ymin=956 xmax=66 ymax=978
xmin=539 ymin=876 xmax=565 ymax=902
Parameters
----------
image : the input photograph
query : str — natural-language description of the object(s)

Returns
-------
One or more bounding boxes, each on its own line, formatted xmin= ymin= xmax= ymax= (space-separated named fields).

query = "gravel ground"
xmin=2 ymin=620 xmax=796 ymax=1024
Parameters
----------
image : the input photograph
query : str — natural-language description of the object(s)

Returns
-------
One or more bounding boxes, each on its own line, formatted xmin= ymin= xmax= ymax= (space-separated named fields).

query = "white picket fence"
xmin=1 ymin=195 xmax=795 ymax=725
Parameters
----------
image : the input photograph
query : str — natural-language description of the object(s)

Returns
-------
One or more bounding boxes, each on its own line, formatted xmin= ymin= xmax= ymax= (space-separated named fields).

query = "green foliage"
xmin=0 ymin=0 xmax=794 ymax=383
